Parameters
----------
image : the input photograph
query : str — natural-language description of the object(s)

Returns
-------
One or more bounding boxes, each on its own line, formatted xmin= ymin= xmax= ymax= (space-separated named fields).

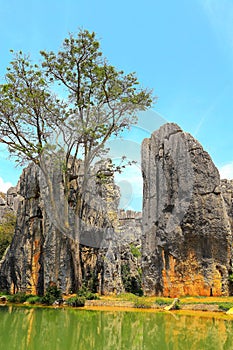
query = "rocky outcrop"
xmin=1 ymin=122 xmax=233 ymax=297
xmin=141 ymin=123 xmax=232 ymax=297
xmin=0 ymin=187 xmax=19 ymax=224
xmin=0 ymin=162 xmax=142 ymax=295
xmin=220 ymin=180 xmax=233 ymax=293
xmin=80 ymin=210 xmax=142 ymax=295
xmin=221 ymin=179 xmax=233 ymax=232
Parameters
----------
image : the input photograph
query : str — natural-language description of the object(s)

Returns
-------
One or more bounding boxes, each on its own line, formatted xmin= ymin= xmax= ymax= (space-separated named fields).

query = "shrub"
xmin=8 ymin=293 xmax=28 ymax=303
xmin=26 ymin=296 xmax=41 ymax=305
xmin=66 ymin=296 xmax=85 ymax=307
xmin=77 ymin=286 xmax=99 ymax=300
xmin=83 ymin=270 xmax=99 ymax=293
xmin=41 ymin=285 xmax=62 ymax=305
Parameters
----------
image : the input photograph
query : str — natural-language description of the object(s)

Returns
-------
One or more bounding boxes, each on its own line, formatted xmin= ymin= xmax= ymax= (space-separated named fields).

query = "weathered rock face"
xmin=1 ymin=122 xmax=233 ymax=297
xmin=221 ymin=179 xmax=233 ymax=231
xmin=0 ymin=165 xmax=62 ymax=294
xmin=107 ymin=210 xmax=142 ymax=295
xmin=0 ymin=163 xmax=142 ymax=295
xmin=0 ymin=187 xmax=19 ymax=224
xmin=80 ymin=210 xmax=142 ymax=295
xmin=141 ymin=123 xmax=232 ymax=297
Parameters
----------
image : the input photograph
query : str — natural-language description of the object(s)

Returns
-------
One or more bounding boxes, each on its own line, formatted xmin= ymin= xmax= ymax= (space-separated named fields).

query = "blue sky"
xmin=0 ymin=0 xmax=233 ymax=210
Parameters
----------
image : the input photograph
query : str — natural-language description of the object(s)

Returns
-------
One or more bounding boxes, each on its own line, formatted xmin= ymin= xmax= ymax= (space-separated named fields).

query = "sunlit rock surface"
xmin=1 ymin=122 xmax=233 ymax=297
xmin=0 ymin=163 xmax=141 ymax=295
xmin=141 ymin=123 xmax=232 ymax=296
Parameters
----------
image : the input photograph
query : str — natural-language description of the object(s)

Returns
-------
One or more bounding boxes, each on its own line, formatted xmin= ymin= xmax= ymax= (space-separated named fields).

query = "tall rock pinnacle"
xmin=141 ymin=123 xmax=232 ymax=297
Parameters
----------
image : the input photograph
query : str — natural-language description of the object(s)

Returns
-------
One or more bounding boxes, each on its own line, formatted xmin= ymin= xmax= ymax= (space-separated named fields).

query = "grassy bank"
xmin=2 ymin=291 xmax=233 ymax=314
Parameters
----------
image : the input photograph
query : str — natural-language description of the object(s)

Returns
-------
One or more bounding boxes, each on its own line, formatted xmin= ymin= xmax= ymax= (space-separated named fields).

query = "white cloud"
xmin=0 ymin=177 xmax=13 ymax=193
xmin=218 ymin=162 xmax=233 ymax=180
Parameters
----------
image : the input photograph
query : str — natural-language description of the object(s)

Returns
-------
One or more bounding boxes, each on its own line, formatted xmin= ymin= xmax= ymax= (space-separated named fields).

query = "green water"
xmin=0 ymin=306 xmax=233 ymax=350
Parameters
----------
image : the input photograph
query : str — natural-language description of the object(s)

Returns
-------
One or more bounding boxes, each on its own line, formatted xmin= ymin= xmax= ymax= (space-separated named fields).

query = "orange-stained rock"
xmin=30 ymin=239 xmax=41 ymax=295
xmin=161 ymin=250 xmax=222 ymax=297
xmin=142 ymin=123 xmax=232 ymax=296
xmin=0 ymin=162 xmax=142 ymax=296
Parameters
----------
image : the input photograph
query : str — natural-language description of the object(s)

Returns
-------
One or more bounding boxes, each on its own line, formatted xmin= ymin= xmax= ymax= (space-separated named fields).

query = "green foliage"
xmin=121 ymin=264 xmax=132 ymax=292
xmin=155 ymin=298 xmax=172 ymax=306
xmin=134 ymin=298 xmax=152 ymax=309
xmin=173 ymin=301 xmax=180 ymax=310
xmin=82 ymin=270 xmax=99 ymax=294
xmin=26 ymin=296 xmax=41 ymax=305
xmin=66 ymin=296 xmax=86 ymax=307
xmin=0 ymin=29 xmax=153 ymax=170
xmin=228 ymin=274 xmax=233 ymax=283
xmin=66 ymin=285 xmax=99 ymax=307
xmin=6 ymin=293 xmax=41 ymax=305
xmin=0 ymin=212 xmax=16 ymax=259
xmin=77 ymin=285 xmax=99 ymax=300
xmin=41 ymin=285 xmax=62 ymax=305
xmin=0 ymin=29 xmax=153 ymax=289
xmin=130 ymin=243 xmax=141 ymax=258
xmin=0 ymin=291 xmax=8 ymax=297
xmin=7 ymin=293 xmax=29 ymax=304
xmin=121 ymin=264 xmax=143 ymax=296
xmin=116 ymin=293 xmax=139 ymax=302
xmin=218 ymin=303 xmax=233 ymax=311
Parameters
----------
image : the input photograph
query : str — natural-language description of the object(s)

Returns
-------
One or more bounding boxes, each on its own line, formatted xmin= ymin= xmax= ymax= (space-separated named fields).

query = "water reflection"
xmin=0 ymin=306 xmax=233 ymax=350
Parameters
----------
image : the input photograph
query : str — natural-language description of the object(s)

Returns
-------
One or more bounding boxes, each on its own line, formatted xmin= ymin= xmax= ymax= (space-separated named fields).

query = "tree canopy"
xmin=0 ymin=29 xmax=153 ymax=289
xmin=0 ymin=30 xmax=153 ymax=168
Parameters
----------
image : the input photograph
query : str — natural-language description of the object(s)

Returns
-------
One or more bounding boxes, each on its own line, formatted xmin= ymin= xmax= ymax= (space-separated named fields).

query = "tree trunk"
xmin=69 ymin=237 xmax=82 ymax=291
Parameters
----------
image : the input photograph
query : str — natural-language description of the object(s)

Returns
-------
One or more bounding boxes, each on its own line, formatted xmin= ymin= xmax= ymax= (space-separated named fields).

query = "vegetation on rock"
xmin=121 ymin=264 xmax=143 ymax=296
xmin=0 ymin=211 xmax=16 ymax=259
xmin=129 ymin=243 xmax=141 ymax=258
xmin=41 ymin=285 xmax=62 ymax=305
xmin=0 ymin=29 xmax=153 ymax=290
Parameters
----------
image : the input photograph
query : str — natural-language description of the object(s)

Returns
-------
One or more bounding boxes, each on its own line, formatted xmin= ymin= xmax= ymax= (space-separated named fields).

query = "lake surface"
xmin=0 ymin=306 xmax=233 ymax=349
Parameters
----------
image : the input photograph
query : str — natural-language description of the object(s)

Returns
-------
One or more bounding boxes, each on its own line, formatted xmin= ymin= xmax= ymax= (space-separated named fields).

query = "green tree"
xmin=0 ymin=29 xmax=153 ymax=290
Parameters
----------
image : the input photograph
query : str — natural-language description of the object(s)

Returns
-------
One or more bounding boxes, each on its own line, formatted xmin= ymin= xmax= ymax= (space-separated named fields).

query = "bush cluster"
xmin=66 ymin=296 xmax=86 ymax=307
xmin=76 ymin=285 xmax=99 ymax=300
xmin=6 ymin=293 xmax=41 ymax=304
xmin=66 ymin=285 xmax=99 ymax=307
xmin=41 ymin=285 xmax=62 ymax=305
